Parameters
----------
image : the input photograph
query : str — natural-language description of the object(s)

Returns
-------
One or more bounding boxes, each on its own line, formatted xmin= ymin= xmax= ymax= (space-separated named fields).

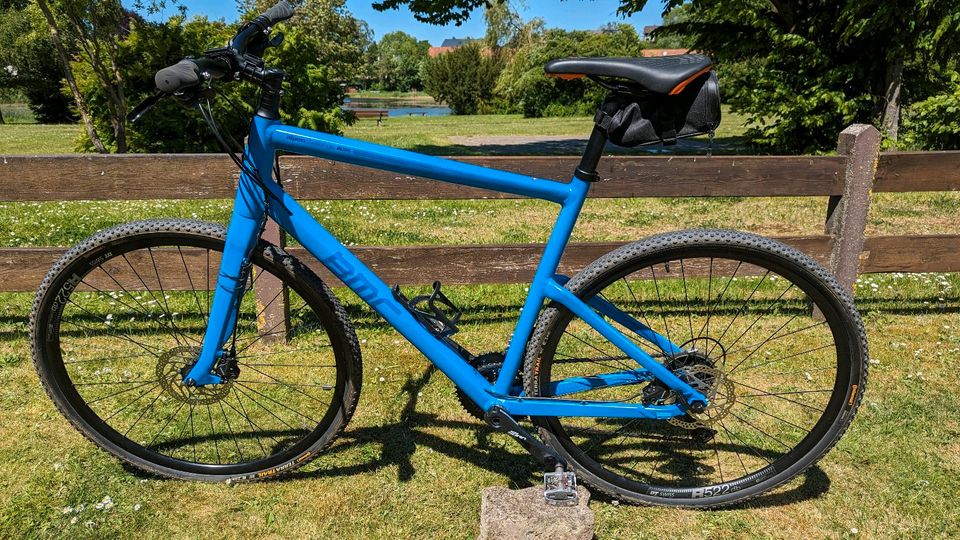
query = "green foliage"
xmin=620 ymin=0 xmax=960 ymax=152
xmin=901 ymin=73 xmax=960 ymax=150
xmin=421 ymin=43 xmax=502 ymax=115
xmin=495 ymin=24 xmax=643 ymax=117
xmin=0 ymin=4 xmax=74 ymax=122
xmin=70 ymin=0 xmax=368 ymax=152
xmin=369 ymin=31 xmax=430 ymax=91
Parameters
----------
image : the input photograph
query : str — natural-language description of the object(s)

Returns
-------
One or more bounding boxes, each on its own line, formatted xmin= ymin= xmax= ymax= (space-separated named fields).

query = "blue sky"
xmin=132 ymin=0 xmax=667 ymax=45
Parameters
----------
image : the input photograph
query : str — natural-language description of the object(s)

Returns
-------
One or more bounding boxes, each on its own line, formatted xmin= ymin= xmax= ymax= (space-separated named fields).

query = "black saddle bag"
xmin=595 ymin=71 xmax=721 ymax=147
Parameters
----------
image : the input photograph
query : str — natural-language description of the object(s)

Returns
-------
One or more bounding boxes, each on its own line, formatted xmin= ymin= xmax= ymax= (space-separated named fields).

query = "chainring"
xmin=456 ymin=352 xmax=517 ymax=421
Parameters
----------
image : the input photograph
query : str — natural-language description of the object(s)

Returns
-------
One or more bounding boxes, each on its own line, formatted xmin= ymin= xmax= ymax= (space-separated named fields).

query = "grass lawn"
xmin=0 ymin=108 xmax=958 ymax=538
xmin=1 ymin=276 xmax=959 ymax=538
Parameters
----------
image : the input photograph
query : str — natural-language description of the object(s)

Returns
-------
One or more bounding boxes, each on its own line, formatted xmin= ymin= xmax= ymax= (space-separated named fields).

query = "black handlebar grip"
xmin=155 ymin=59 xmax=200 ymax=93
xmin=258 ymin=0 xmax=295 ymax=26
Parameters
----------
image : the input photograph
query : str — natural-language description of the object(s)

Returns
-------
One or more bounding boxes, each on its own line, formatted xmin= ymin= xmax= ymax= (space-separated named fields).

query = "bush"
xmin=495 ymin=24 xmax=643 ymax=118
xmin=901 ymin=75 xmax=960 ymax=150
xmin=421 ymin=43 xmax=502 ymax=115
xmin=75 ymin=0 xmax=367 ymax=153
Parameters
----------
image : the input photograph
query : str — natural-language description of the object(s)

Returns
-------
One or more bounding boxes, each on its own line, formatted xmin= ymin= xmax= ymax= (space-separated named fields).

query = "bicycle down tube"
xmin=186 ymin=115 xmax=708 ymax=418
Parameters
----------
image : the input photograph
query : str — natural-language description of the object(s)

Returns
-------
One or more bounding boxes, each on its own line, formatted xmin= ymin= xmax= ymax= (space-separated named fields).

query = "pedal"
xmin=543 ymin=467 xmax=579 ymax=506
xmin=392 ymin=281 xmax=462 ymax=338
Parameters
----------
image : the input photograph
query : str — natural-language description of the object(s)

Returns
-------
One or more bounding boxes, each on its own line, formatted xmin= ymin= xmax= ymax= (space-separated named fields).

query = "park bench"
xmin=347 ymin=108 xmax=388 ymax=126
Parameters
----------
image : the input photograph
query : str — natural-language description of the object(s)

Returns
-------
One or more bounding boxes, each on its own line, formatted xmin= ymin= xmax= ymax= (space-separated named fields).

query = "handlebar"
xmin=151 ymin=0 xmax=294 ymax=95
xmin=155 ymin=57 xmax=231 ymax=93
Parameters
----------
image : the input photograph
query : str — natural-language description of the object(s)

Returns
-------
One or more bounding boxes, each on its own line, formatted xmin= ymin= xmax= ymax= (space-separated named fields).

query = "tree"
xmin=496 ymin=24 xmax=643 ymax=117
xmin=371 ymin=31 xmax=430 ymax=91
xmin=65 ymin=0 xmax=369 ymax=152
xmin=624 ymin=0 xmax=960 ymax=152
xmin=421 ymin=43 xmax=501 ymax=114
xmin=35 ymin=0 xmax=109 ymax=151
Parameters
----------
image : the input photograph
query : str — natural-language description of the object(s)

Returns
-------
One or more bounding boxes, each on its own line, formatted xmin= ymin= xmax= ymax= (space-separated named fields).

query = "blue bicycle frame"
xmin=184 ymin=115 xmax=708 ymax=419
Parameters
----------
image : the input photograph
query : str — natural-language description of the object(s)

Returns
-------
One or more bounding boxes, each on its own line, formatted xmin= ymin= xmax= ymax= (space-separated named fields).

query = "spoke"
xmin=178 ymin=246 xmax=208 ymax=327
xmin=206 ymin=403 xmax=221 ymax=464
xmin=718 ymin=418 xmax=772 ymax=468
xmin=147 ymin=247 xmax=197 ymax=348
xmin=122 ymin=386 xmax=165 ymax=437
xmin=649 ymin=265 xmax=674 ymax=350
xmin=581 ymin=418 xmax=642 ymax=455
xmin=736 ymin=399 xmax=810 ymax=432
xmin=721 ymin=283 xmax=796 ymax=358
xmin=234 ymin=381 xmax=319 ymax=425
xmin=727 ymin=410 xmax=792 ymax=450
xmin=236 ymin=345 xmax=332 ymax=361
xmin=708 ymin=270 xmax=771 ymax=358
xmin=74 ymin=380 xmax=155 ymax=386
xmin=697 ymin=261 xmax=742 ymax=340
xmin=234 ymin=301 xmax=314 ymax=355
xmin=729 ymin=379 xmax=823 ymax=412
xmin=233 ymin=384 xmax=301 ymax=432
xmin=85 ymin=380 xmax=157 ymax=405
xmin=189 ymin=405 xmax=198 ymax=462
xmin=218 ymin=400 xmax=245 ymax=462
xmin=121 ymin=253 xmax=195 ymax=348
xmin=86 ymin=270 xmax=190 ymax=342
xmin=726 ymin=320 xmax=826 ymax=358
xmin=620 ymin=277 xmax=664 ymax=355
xmin=101 ymin=383 xmax=160 ymax=421
xmin=705 ymin=258 xmax=713 ymax=340
xmin=679 ymin=259 xmax=695 ymax=343
xmin=732 ymin=343 xmax=834 ymax=375
xmin=64 ymin=352 xmax=153 ymax=364
xmin=552 ymin=351 xmax=639 ymax=375
xmin=238 ymin=363 xmax=330 ymax=405
xmin=222 ymin=390 xmax=275 ymax=454
xmin=713 ymin=441 xmax=725 ymax=484
xmin=562 ymin=330 xmax=624 ymax=369
xmin=717 ymin=419 xmax=750 ymax=475
xmin=64 ymin=302 xmax=162 ymax=359
xmin=147 ymin=400 xmax=188 ymax=449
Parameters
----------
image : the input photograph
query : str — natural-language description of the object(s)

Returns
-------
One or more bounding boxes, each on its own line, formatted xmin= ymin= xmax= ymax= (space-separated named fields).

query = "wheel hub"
xmin=156 ymin=346 xmax=233 ymax=405
xmin=641 ymin=339 xmax=737 ymax=430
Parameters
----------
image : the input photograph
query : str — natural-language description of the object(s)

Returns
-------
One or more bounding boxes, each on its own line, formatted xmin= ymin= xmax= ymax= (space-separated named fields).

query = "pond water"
xmin=343 ymin=96 xmax=451 ymax=117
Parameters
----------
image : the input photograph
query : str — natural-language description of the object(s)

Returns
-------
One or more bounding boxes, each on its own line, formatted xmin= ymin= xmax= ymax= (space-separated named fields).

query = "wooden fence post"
xmin=255 ymin=218 xmax=290 ymax=343
xmin=825 ymin=124 xmax=881 ymax=292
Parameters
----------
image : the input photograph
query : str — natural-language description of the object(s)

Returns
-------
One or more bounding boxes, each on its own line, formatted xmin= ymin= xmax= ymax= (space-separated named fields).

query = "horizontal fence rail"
xmin=2 ymin=124 xmax=959 ymax=338
xmin=6 ymin=235 xmax=959 ymax=292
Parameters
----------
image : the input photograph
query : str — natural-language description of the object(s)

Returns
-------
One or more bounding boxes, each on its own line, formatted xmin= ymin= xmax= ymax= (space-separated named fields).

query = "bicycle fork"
xmin=184 ymin=172 xmax=267 ymax=386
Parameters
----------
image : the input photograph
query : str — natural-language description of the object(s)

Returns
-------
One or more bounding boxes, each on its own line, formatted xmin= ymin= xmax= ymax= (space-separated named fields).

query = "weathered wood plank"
xmin=0 ymin=236 xmax=834 ymax=292
xmin=861 ymin=235 xmax=960 ymax=273
xmin=0 ymin=154 xmax=845 ymax=201
xmin=875 ymin=151 xmax=960 ymax=192
xmin=6 ymin=235 xmax=953 ymax=293
xmin=255 ymin=219 xmax=289 ymax=342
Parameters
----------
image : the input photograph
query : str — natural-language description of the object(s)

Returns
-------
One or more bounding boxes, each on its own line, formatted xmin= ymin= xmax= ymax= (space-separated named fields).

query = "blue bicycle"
xmin=30 ymin=2 xmax=867 ymax=507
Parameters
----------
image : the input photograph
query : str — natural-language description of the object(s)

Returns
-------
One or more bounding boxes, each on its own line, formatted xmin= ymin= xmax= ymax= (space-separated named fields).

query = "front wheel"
xmin=30 ymin=219 xmax=362 ymax=481
xmin=523 ymin=230 xmax=867 ymax=507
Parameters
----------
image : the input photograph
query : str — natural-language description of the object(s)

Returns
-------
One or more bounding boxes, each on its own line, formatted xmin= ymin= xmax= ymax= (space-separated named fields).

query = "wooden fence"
xmin=2 ymin=124 xmax=959 ymax=337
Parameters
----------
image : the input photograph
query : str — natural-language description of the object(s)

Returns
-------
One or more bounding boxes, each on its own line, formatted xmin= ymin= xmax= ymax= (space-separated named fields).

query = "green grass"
xmin=0 ymin=105 xmax=750 ymax=156
xmin=1 ymin=275 xmax=958 ymax=538
xmin=0 ymin=105 xmax=958 ymax=538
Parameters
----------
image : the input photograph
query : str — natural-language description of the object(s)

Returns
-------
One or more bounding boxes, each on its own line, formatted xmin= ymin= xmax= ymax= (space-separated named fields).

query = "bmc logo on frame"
xmin=321 ymin=250 xmax=401 ymax=315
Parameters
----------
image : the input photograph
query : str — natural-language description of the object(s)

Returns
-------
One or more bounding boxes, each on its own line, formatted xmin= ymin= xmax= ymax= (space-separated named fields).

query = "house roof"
xmin=439 ymin=38 xmax=470 ymax=48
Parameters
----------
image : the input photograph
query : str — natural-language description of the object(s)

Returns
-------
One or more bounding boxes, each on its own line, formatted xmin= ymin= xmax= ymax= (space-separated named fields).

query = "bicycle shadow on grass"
xmin=123 ymin=361 xmax=833 ymax=508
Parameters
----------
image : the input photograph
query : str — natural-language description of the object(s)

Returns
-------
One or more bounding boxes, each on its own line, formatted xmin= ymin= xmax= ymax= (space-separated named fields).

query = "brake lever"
xmin=127 ymin=92 xmax=168 ymax=124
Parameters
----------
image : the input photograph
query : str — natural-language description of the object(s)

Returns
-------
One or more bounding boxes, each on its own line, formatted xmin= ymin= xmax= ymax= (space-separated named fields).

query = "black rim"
xmin=535 ymin=245 xmax=856 ymax=500
xmin=39 ymin=232 xmax=351 ymax=476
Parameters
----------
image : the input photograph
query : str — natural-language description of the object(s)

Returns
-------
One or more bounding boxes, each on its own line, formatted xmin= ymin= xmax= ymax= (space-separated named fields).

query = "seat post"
xmin=574 ymin=124 xmax=607 ymax=182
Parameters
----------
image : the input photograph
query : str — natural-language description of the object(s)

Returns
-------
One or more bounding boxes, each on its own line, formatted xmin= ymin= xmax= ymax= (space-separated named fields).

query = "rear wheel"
xmin=524 ymin=230 xmax=867 ymax=507
xmin=30 ymin=219 xmax=362 ymax=481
